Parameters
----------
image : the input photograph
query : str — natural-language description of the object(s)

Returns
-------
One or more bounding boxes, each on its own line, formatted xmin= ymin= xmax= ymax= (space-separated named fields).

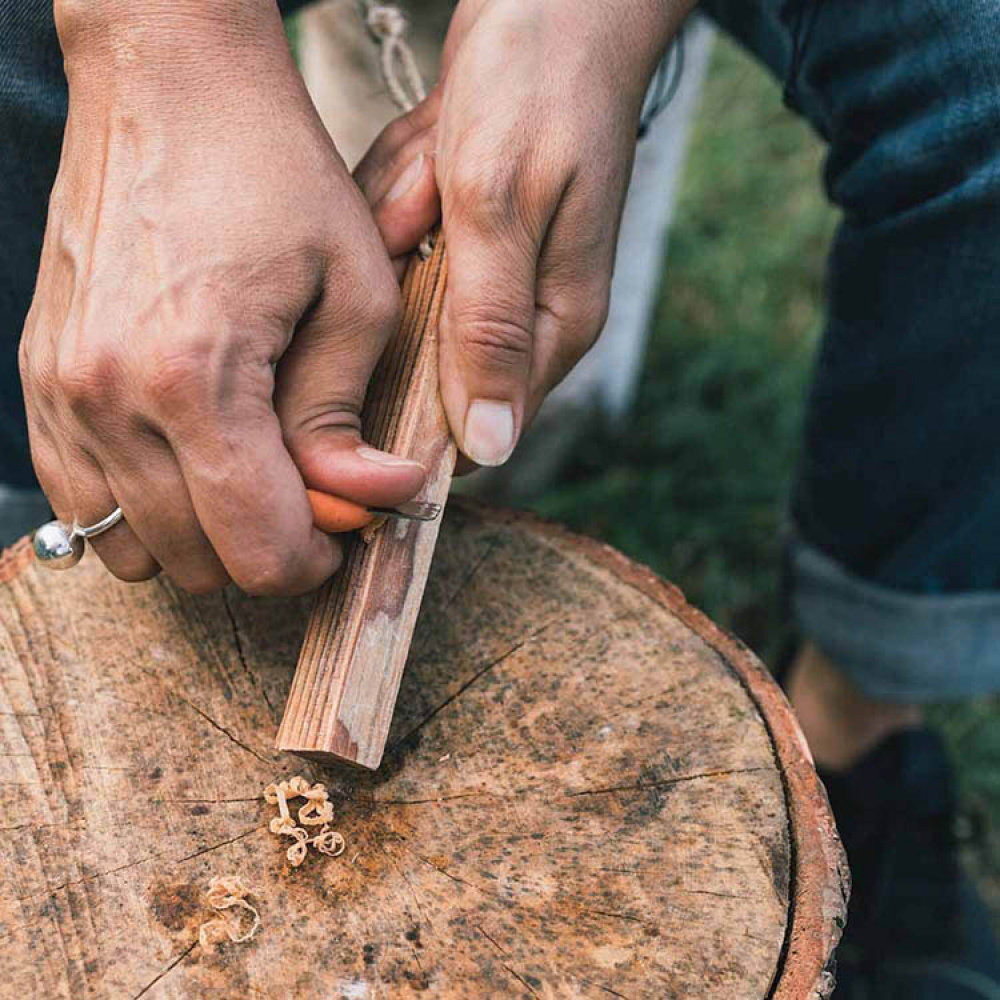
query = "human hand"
xmin=20 ymin=0 xmax=425 ymax=595
xmin=356 ymin=0 xmax=687 ymax=467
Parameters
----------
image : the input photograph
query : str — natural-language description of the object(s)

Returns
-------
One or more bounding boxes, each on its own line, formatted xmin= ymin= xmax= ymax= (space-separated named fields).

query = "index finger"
xmin=168 ymin=400 xmax=341 ymax=597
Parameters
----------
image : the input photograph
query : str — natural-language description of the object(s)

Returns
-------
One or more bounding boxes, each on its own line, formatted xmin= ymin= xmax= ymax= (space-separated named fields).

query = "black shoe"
xmin=820 ymin=729 xmax=1000 ymax=998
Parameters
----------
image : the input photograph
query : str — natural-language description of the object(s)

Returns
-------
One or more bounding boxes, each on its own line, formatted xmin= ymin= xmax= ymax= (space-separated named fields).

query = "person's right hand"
xmin=19 ymin=0 xmax=427 ymax=596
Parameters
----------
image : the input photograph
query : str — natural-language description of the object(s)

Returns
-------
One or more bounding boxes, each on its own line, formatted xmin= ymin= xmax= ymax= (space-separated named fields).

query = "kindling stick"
xmin=276 ymin=236 xmax=455 ymax=768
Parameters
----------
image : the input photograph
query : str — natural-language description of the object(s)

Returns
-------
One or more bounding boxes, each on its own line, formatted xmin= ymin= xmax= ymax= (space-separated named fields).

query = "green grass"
xmin=532 ymin=35 xmax=1000 ymax=913
xmin=533 ymin=37 xmax=834 ymax=664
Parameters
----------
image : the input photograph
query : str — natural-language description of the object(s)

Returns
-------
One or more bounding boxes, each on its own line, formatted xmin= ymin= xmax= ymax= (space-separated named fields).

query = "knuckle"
xmin=574 ymin=285 xmax=612 ymax=349
xmin=553 ymin=283 xmax=611 ymax=352
xmin=380 ymin=112 xmax=421 ymax=154
xmin=459 ymin=312 xmax=534 ymax=376
xmin=21 ymin=352 xmax=58 ymax=407
xmin=144 ymin=345 xmax=212 ymax=414
xmin=449 ymin=160 xmax=519 ymax=233
xmin=233 ymin=548 xmax=304 ymax=597
xmin=54 ymin=347 xmax=123 ymax=417
xmin=335 ymin=270 xmax=401 ymax=343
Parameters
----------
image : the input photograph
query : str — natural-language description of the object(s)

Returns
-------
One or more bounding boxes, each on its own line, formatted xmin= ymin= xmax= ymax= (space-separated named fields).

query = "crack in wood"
xmin=173 ymin=825 xmax=264 ymax=865
xmin=577 ymin=906 xmax=644 ymax=924
xmin=370 ymin=791 xmax=487 ymax=806
xmin=156 ymin=797 xmax=260 ymax=805
xmin=441 ymin=529 xmax=506 ymax=607
xmin=375 ymin=838 xmax=429 ymax=927
xmin=402 ymin=844 xmax=483 ymax=895
xmin=131 ymin=939 xmax=197 ymax=999
xmin=388 ymin=621 xmax=556 ymax=754
xmin=17 ymin=853 xmax=163 ymax=902
xmin=0 ymin=817 xmax=80 ymax=834
xmin=579 ymin=977 xmax=633 ymax=999
xmin=135 ymin=664 xmax=272 ymax=765
xmin=220 ymin=590 xmax=276 ymax=719
xmin=477 ymin=925 xmax=540 ymax=997
xmin=567 ymin=765 xmax=772 ymax=798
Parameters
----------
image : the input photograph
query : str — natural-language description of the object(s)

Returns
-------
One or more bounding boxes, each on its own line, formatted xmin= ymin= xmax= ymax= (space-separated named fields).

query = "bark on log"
xmin=0 ymin=501 xmax=847 ymax=999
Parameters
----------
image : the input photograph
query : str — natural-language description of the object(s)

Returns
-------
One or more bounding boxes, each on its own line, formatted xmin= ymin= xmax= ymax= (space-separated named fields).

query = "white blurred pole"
xmin=544 ymin=15 xmax=716 ymax=424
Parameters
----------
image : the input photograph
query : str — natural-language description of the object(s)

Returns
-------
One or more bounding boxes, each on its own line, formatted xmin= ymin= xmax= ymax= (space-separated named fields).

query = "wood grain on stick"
xmin=276 ymin=236 xmax=455 ymax=769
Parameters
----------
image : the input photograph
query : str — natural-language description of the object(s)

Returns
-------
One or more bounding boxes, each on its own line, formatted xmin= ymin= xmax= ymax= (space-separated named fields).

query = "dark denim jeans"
xmin=2 ymin=0 xmax=999 ymax=698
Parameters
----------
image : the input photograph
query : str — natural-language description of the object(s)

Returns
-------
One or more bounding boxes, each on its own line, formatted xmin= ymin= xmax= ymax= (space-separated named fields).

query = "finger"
xmin=355 ymin=117 xmax=440 ymax=261
xmin=354 ymin=89 xmax=441 ymax=198
xmin=275 ymin=267 xmax=427 ymax=509
xmin=144 ymin=343 xmax=343 ymax=597
xmin=172 ymin=405 xmax=344 ymax=597
xmin=104 ymin=432 xmax=231 ymax=594
xmin=370 ymin=150 xmax=441 ymax=260
xmin=440 ymin=0 xmax=491 ymax=73
xmin=54 ymin=445 xmax=160 ymax=583
xmin=438 ymin=159 xmax=561 ymax=467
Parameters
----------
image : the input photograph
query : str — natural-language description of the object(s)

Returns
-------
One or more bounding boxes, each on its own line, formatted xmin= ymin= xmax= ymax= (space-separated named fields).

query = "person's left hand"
xmin=355 ymin=0 xmax=687 ymax=468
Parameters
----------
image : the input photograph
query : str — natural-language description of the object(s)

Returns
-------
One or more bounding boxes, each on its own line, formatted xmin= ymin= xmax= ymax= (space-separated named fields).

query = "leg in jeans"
xmin=703 ymin=0 xmax=1000 ymax=704
xmin=702 ymin=0 xmax=1000 ymax=992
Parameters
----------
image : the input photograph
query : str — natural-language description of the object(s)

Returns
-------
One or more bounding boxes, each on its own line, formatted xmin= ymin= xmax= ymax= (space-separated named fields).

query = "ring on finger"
xmin=33 ymin=505 xmax=125 ymax=570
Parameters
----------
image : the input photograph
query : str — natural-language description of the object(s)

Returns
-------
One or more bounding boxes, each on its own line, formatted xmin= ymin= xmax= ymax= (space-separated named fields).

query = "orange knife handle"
xmin=307 ymin=490 xmax=375 ymax=534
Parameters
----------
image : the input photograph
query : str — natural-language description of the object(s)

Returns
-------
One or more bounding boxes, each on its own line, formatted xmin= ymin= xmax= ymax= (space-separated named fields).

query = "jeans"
xmin=2 ymin=0 xmax=999 ymax=699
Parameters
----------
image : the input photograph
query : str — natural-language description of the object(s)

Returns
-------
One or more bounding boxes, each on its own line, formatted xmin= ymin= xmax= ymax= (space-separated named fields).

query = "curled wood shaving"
xmin=198 ymin=875 xmax=260 ymax=950
xmin=299 ymin=798 xmax=334 ymax=827
xmin=263 ymin=776 xmax=345 ymax=868
xmin=286 ymin=831 xmax=310 ymax=868
xmin=360 ymin=514 xmax=389 ymax=545
xmin=311 ymin=828 xmax=346 ymax=857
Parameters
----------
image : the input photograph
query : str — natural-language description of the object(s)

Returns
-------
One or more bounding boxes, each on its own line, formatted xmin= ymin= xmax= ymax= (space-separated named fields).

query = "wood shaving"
xmin=361 ymin=514 xmax=389 ymax=545
xmin=263 ymin=776 xmax=345 ymax=868
xmin=198 ymin=875 xmax=260 ymax=950
xmin=311 ymin=829 xmax=346 ymax=857
xmin=299 ymin=797 xmax=334 ymax=827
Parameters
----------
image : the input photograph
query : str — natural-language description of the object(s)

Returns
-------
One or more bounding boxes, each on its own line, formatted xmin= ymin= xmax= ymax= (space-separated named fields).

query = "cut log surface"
xmin=0 ymin=501 xmax=847 ymax=999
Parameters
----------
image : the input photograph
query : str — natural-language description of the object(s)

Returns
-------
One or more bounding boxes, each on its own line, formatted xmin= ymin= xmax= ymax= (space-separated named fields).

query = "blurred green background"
xmin=530 ymin=34 xmax=1000 ymax=916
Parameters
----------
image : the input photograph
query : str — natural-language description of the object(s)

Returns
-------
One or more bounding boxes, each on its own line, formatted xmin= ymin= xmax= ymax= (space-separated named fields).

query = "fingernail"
xmin=383 ymin=154 xmax=425 ymax=205
xmin=463 ymin=400 xmax=516 ymax=467
xmin=356 ymin=445 xmax=424 ymax=470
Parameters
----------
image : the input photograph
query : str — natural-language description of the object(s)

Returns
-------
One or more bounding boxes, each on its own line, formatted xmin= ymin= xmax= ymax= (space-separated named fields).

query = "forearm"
xmin=614 ymin=0 xmax=702 ymax=89
xmin=51 ymin=0 xmax=305 ymax=134
xmin=54 ymin=0 xmax=277 ymax=45
xmin=53 ymin=0 xmax=291 ymax=93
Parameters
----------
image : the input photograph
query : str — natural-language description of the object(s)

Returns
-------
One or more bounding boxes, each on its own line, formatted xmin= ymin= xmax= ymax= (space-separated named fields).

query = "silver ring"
xmin=74 ymin=506 xmax=125 ymax=540
xmin=33 ymin=506 xmax=125 ymax=570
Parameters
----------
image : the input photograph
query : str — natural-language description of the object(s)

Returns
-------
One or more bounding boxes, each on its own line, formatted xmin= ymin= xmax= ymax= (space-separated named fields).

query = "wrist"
xmin=55 ymin=0 xmax=283 ymax=81
xmin=617 ymin=0 xmax=697 ymax=88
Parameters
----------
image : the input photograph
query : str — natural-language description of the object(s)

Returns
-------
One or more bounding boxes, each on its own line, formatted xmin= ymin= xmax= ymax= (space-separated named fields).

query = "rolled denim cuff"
xmin=790 ymin=539 xmax=1000 ymax=702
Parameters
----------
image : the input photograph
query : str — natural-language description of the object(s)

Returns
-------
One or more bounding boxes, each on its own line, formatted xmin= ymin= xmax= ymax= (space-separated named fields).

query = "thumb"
xmin=274 ymin=270 xmax=426 ymax=509
xmin=439 ymin=200 xmax=541 ymax=468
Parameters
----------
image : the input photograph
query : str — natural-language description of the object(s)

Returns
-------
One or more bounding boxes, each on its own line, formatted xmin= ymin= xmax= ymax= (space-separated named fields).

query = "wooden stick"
xmin=276 ymin=236 xmax=455 ymax=769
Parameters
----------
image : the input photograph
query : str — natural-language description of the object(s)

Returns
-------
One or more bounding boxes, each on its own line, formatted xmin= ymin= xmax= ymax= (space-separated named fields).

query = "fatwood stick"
xmin=276 ymin=236 xmax=455 ymax=769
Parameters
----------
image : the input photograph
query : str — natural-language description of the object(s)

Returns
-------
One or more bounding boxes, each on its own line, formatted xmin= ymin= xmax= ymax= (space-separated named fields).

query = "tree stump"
xmin=0 ymin=500 xmax=847 ymax=999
